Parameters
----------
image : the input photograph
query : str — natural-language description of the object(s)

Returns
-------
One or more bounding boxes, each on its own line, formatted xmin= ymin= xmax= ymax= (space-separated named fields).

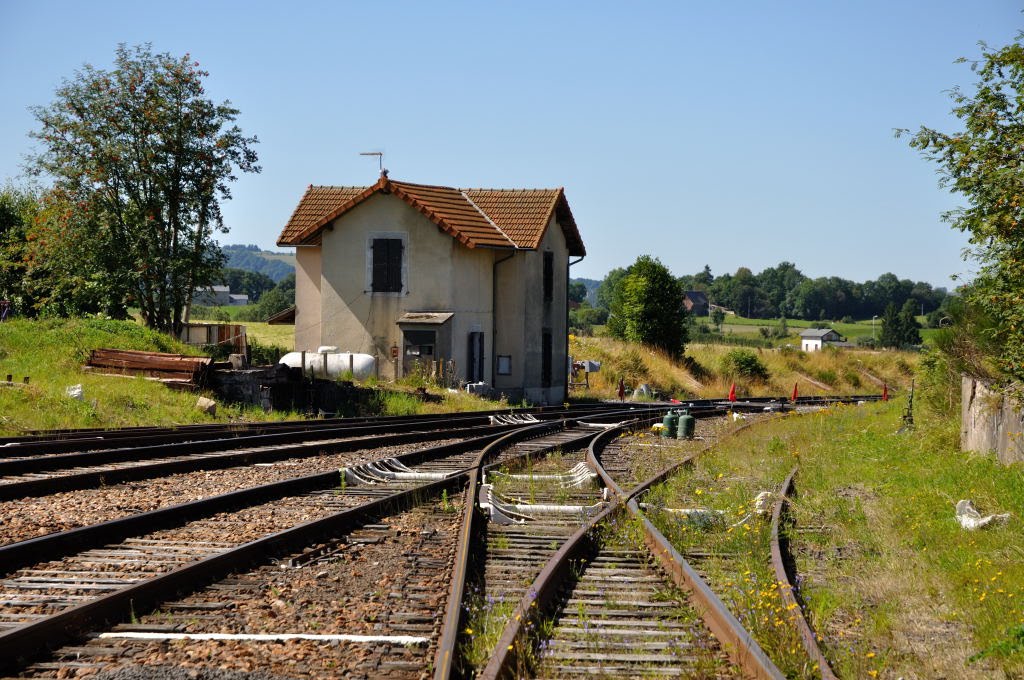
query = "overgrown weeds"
xmin=643 ymin=400 xmax=1024 ymax=677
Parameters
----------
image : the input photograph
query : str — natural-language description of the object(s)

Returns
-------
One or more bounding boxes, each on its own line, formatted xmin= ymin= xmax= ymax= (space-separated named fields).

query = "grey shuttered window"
xmin=541 ymin=330 xmax=552 ymax=388
xmin=371 ymin=238 xmax=403 ymax=292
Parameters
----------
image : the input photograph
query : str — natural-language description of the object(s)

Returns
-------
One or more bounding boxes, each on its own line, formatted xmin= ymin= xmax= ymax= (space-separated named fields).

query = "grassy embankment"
xmin=0 ymin=318 xmax=500 ymax=435
xmin=638 ymin=399 xmax=1023 ymax=678
xmin=570 ymin=334 xmax=917 ymax=401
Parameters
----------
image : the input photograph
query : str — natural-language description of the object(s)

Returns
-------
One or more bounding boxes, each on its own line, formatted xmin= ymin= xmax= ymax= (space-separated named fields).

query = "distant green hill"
xmin=222 ymin=244 xmax=295 ymax=282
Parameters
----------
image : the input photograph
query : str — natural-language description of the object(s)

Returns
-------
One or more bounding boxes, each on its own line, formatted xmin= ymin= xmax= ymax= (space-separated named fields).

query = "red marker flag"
xmin=791 ymin=382 xmax=798 ymax=401
xmin=882 ymin=383 xmax=889 ymax=402
xmin=728 ymin=383 xmax=736 ymax=402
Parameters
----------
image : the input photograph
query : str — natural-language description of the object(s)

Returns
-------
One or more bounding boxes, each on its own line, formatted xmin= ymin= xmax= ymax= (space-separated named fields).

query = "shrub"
xmin=720 ymin=349 xmax=771 ymax=382
xmin=249 ymin=339 xmax=288 ymax=366
xmin=815 ymin=369 xmax=838 ymax=385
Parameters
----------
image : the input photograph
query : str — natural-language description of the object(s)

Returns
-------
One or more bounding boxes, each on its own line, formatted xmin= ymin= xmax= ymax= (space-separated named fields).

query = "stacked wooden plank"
xmin=85 ymin=349 xmax=212 ymax=386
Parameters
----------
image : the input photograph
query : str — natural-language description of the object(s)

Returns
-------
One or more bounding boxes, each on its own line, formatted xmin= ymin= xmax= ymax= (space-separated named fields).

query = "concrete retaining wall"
xmin=961 ymin=376 xmax=1024 ymax=464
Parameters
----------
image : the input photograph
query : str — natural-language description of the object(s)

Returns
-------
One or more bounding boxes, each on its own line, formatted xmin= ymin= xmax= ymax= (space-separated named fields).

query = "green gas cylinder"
xmin=661 ymin=411 xmax=679 ymax=438
xmin=677 ymin=410 xmax=696 ymax=439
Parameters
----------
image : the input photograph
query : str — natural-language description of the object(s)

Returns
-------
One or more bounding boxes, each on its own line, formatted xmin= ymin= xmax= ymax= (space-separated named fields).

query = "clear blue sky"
xmin=2 ymin=1 xmax=1020 ymax=288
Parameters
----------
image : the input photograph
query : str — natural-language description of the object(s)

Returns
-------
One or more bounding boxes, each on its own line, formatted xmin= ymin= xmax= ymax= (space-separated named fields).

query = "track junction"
xmin=0 ymin=396 xmax=878 ymax=678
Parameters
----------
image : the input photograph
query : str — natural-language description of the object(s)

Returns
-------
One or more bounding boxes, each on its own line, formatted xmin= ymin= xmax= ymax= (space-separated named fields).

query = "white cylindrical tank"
xmin=279 ymin=351 xmax=376 ymax=381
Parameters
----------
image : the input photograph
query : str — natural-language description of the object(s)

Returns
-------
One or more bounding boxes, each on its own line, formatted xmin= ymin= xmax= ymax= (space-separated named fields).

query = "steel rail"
xmin=471 ymin=412 xmax=661 ymax=680
xmin=434 ymin=465 xmax=482 ymax=679
xmin=478 ymin=503 xmax=620 ymax=679
xmin=0 ymin=416 xmax=516 ymax=466
xmin=483 ymin=414 xmax=786 ymax=679
xmin=627 ymin=495 xmax=785 ymax=680
xmin=770 ymin=466 xmax=839 ymax=680
xmin=3 ymin=402 xmax=643 ymax=446
xmin=1 ymin=417 xmax=608 ymax=675
xmin=433 ymin=418 xmax=584 ymax=679
xmin=0 ymin=422 xmax=519 ymax=502
xmin=0 ymin=431 xmax=507 ymax=575
xmin=0 ymin=470 xmax=470 ymax=674
xmin=2 ymin=395 xmax=881 ymax=446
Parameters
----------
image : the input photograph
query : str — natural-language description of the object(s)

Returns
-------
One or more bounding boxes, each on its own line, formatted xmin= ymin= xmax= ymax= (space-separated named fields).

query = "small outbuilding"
xmin=799 ymin=328 xmax=845 ymax=352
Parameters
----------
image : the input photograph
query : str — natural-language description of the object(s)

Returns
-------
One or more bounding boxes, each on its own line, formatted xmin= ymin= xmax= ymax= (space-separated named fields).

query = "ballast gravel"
xmin=0 ymin=439 xmax=461 ymax=546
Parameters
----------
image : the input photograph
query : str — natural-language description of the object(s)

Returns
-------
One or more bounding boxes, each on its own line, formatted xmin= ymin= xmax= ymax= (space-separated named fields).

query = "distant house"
xmin=276 ymin=172 xmax=586 ymax=404
xmin=192 ymin=286 xmax=250 ymax=307
xmin=192 ymin=285 xmax=231 ymax=306
xmin=683 ymin=291 xmax=709 ymax=316
xmin=800 ymin=328 xmax=845 ymax=352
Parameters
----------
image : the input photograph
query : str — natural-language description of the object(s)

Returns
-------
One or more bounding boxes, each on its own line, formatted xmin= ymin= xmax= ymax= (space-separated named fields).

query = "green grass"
xmin=242 ymin=321 xmax=295 ymax=351
xmin=0 ymin=318 xmax=505 ymax=434
xmin=643 ymin=400 xmax=1024 ymax=678
xmin=0 ymin=318 xmax=293 ymax=434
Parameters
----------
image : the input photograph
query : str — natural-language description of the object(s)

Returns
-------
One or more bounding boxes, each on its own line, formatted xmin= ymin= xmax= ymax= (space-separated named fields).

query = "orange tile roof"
xmin=277 ymin=176 xmax=585 ymax=256
xmin=276 ymin=185 xmax=370 ymax=246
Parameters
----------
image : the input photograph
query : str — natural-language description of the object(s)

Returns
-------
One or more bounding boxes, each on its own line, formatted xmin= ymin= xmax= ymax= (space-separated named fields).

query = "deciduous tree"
xmin=27 ymin=43 xmax=259 ymax=333
xmin=607 ymin=256 xmax=687 ymax=358
xmin=901 ymin=34 xmax=1024 ymax=386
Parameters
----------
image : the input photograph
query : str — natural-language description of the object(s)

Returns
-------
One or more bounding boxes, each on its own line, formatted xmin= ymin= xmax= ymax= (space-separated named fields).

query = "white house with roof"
xmin=276 ymin=172 xmax=586 ymax=404
xmin=800 ymin=328 xmax=845 ymax=352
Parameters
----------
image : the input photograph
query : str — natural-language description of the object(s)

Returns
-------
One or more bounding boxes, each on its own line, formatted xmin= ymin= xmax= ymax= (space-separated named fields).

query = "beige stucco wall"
xmin=493 ymin=215 xmax=569 ymax=404
xmin=294 ymin=246 xmax=321 ymax=352
xmin=315 ymin=193 xmax=494 ymax=381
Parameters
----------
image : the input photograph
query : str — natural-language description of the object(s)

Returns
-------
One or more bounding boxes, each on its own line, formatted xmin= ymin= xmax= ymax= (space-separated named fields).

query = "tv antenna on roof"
xmin=359 ymin=151 xmax=384 ymax=173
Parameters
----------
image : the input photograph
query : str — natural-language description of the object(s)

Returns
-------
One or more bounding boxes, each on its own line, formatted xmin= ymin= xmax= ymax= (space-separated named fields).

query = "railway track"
xmin=0 ymin=403 xmax=641 ymax=452
xmin=535 ymin=528 xmax=735 ymax=677
xmin=0 ymin=398 xmax=878 ymax=677
xmin=0 ymin=415 xmax=632 ymax=677
xmin=472 ymin=414 xmax=782 ymax=679
xmin=0 ymin=421 xmax=521 ymax=502
xmin=21 ymin=502 xmax=465 ymax=678
xmin=770 ymin=466 xmax=838 ymax=680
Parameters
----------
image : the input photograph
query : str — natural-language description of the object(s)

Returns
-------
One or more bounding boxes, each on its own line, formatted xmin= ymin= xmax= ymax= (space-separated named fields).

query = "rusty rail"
xmin=432 ymin=418 xmax=568 ymax=679
xmin=770 ymin=466 xmax=839 ymax=680
xmin=481 ymin=414 xmax=785 ymax=679
xmin=0 ymin=472 xmax=469 ymax=674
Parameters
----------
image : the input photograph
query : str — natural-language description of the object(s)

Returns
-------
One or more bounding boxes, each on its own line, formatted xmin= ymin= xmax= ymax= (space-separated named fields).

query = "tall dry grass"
xmin=569 ymin=335 xmax=917 ymax=400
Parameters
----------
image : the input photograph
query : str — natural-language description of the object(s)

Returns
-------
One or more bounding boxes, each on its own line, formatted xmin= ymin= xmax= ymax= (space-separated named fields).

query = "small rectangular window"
xmin=371 ymin=238 xmax=403 ymax=292
xmin=497 ymin=355 xmax=512 ymax=375
xmin=543 ymin=251 xmax=554 ymax=303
